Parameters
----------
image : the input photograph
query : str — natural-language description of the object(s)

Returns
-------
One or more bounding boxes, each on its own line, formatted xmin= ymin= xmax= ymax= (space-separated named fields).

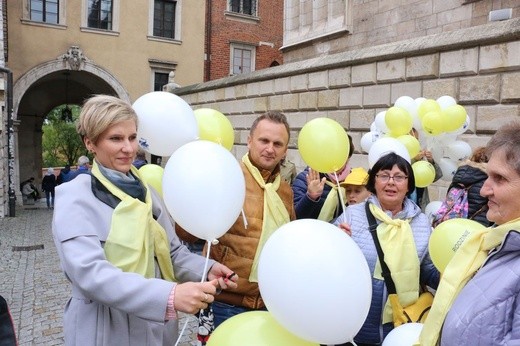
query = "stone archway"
xmin=11 ymin=46 xmax=130 ymax=207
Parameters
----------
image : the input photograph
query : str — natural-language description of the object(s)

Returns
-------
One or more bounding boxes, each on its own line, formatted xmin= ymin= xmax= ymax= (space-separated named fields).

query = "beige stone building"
xmin=0 ymin=0 xmax=205 ymax=216
xmin=174 ymin=0 xmax=520 ymax=203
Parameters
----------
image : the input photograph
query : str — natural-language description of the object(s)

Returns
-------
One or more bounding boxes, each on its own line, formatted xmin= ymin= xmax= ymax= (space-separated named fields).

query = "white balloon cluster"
xmin=361 ymin=95 xmax=472 ymax=180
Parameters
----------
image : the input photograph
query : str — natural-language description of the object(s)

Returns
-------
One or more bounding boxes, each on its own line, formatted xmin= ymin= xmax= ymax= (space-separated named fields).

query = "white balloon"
xmin=360 ymin=131 xmax=380 ymax=153
xmin=425 ymin=201 xmax=443 ymax=222
xmin=368 ymin=137 xmax=411 ymax=168
xmin=258 ymin=219 xmax=372 ymax=345
xmin=370 ymin=121 xmax=378 ymax=133
xmin=438 ymin=158 xmax=459 ymax=181
xmin=415 ymin=97 xmax=427 ymax=107
xmin=437 ymin=133 xmax=458 ymax=146
xmin=374 ymin=111 xmax=389 ymax=134
xmin=394 ymin=96 xmax=418 ymax=118
xmin=436 ymin=95 xmax=457 ymax=109
xmin=382 ymin=323 xmax=424 ymax=346
xmin=447 ymin=140 xmax=472 ymax=161
xmin=133 ymin=91 xmax=199 ymax=156
xmin=430 ymin=144 xmax=444 ymax=163
xmin=162 ymin=140 xmax=245 ymax=241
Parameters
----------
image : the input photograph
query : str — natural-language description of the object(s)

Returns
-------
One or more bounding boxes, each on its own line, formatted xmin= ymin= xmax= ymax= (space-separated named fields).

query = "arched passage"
xmin=12 ymin=53 xmax=129 ymax=205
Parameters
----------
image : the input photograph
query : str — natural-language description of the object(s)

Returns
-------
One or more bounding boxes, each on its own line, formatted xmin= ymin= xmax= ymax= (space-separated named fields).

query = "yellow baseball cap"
xmin=341 ymin=167 xmax=369 ymax=186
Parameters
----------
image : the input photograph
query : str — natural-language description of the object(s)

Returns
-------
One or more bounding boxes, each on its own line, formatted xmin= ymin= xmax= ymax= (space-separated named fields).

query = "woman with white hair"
xmin=41 ymin=168 xmax=56 ymax=209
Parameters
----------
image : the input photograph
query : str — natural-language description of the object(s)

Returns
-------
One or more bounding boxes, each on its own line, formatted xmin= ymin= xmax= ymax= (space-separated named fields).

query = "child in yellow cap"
xmin=341 ymin=167 xmax=371 ymax=205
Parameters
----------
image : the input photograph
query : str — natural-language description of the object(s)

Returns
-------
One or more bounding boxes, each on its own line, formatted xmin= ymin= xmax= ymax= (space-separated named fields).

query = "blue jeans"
xmin=212 ymin=301 xmax=266 ymax=328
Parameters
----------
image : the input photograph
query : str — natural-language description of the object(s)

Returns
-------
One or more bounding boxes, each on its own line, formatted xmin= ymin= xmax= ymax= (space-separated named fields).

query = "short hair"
xmin=486 ymin=121 xmax=520 ymax=174
xmin=366 ymin=152 xmax=415 ymax=197
xmin=77 ymin=95 xmax=138 ymax=144
xmin=249 ymin=111 xmax=290 ymax=141
xmin=136 ymin=148 xmax=146 ymax=160
xmin=77 ymin=155 xmax=90 ymax=166
xmin=470 ymin=146 xmax=488 ymax=163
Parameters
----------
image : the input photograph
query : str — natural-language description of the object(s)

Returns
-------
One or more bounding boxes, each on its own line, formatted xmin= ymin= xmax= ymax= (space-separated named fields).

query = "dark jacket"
xmin=42 ymin=174 xmax=57 ymax=193
xmin=292 ymin=167 xmax=343 ymax=220
xmin=449 ymin=161 xmax=491 ymax=227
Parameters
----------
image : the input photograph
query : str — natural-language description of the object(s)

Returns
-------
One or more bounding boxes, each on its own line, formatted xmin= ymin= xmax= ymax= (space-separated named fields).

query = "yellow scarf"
xmin=317 ymin=180 xmax=346 ymax=222
xmin=242 ymin=154 xmax=290 ymax=282
xmin=369 ymin=203 xmax=420 ymax=324
xmin=419 ymin=217 xmax=520 ymax=346
xmin=91 ymin=161 xmax=175 ymax=281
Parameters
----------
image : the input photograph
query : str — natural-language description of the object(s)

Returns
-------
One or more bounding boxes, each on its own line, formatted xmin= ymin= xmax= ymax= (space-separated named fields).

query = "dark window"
xmin=88 ymin=0 xmax=113 ymax=30
xmin=229 ymin=0 xmax=256 ymax=16
xmin=30 ymin=0 xmax=59 ymax=24
xmin=154 ymin=0 xmax=177 ymax=39
xmin=233 ymin=47 xmax=252 ymax=75
xmin=154 ymin=72 xmax=169 ymax=91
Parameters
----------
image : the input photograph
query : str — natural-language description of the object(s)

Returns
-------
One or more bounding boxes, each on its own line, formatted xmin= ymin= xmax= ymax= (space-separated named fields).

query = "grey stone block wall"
xmin=175 ymin=18 xmax=520 ymax=202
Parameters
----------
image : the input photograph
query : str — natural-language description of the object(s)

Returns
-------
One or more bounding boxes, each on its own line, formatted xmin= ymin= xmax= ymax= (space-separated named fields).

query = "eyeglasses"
xmin=376 ymin=174 xmax=408 ymax=183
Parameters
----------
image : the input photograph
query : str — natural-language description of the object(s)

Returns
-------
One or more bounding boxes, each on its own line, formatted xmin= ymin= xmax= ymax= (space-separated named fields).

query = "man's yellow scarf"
xmin=369 ymin=203 xmax=420 ymax=324
xmin=318 ymin=180 xmax=346 ymax=222
xmin=91 ymin=161 xmax=175 ymax=281
xmin=419 ymin=217 xmax=520 ymax=345
xmin=242 ymin=154 xmax=290 ymax=282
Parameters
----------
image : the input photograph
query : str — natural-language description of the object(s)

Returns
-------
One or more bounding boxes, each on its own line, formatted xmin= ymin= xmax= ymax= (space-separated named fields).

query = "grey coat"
xmin=441 ymin=230 xmax=520 ymax=345
xmin=53 ymin=174 xmax=213 ymax=346
xmin=334 ymin=195 xmax=439 ymax=344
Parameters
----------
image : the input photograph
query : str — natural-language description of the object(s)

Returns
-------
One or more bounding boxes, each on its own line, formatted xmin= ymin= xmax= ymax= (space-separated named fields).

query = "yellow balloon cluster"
xmin=415 ymin=99 xmax=467 ymax=136
xmin=194 ymin=108 xmax=234 ymax=151
xmin=429 ymin=218 xmax=485 ymax=273
xmin=298 ymin=118 xmax=350 ymax=173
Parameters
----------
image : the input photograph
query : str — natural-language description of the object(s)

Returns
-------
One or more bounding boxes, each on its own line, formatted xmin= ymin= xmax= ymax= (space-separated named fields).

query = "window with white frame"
xmin=230 ymin=43 xmax=255 ymax=75
xmin=30 ymin=0 xmax=59 ymax=24
xmin=229 ymin=0 xmax=257 ymax=16
xmin=87 ymin=0 xmax=113 ymax=30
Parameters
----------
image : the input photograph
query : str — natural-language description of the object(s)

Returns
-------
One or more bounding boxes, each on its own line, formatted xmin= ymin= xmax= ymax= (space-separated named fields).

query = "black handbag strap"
xmin=365 ymin=202 xmax=398 ymax=295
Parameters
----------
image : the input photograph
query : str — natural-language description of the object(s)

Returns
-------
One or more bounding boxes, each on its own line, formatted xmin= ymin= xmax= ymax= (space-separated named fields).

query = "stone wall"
xmin=174 ymin=18 xmax=520 ymax=202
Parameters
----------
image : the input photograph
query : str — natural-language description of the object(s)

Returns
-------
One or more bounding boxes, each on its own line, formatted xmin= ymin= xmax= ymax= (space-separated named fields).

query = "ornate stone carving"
xmin=58 ymin=46 xmax=89 ymax=71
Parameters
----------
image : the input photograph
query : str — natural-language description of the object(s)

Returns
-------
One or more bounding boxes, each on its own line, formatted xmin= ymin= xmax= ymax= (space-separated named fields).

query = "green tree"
xmin=42 ymin=105 xmax=87 ymax=167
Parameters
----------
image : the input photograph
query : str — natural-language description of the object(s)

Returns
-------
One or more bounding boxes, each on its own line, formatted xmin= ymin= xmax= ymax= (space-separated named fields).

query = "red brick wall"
xmin=205 ymin=0 xmax=283 ymax=81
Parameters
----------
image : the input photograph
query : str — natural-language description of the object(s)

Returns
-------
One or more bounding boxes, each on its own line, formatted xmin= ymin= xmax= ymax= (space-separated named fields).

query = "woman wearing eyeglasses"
xmin=333 ymin=152 xmax=440 ymax=346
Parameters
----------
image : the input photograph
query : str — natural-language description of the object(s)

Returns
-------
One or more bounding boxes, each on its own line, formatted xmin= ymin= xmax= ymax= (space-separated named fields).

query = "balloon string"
xmin=174 ymin=241 xmax=213 ymax=346
xmin=334 ymin=171 xmax=347 ymax=216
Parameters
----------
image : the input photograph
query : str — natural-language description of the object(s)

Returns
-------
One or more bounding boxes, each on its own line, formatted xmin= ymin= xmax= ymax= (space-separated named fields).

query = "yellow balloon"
xmin=194 ymin=108 xmax=234 ymax=151
xmin=138 ymin=164 xmax=164 ymax=197
xmin=298 ymin=118 xmax=350 ymax=173
xmin=385 ymin=107 xmax=413 ymax=137
xmin=412 ymin=160 xmax=435 ymax=188
xmin=421 ymin=111 xmax=444 ymax=136
xmin=417 ymin=99 xmax=441 ymax=120
xmin=397 ymin=134 xmax=421 ymax=159
xmin=441 ymin=104 xmax=467 ymax=132
xmin=208 ymin=311 xmax=318 ymax=346
xmin=429 ymin=218 xmax=485 ymax=273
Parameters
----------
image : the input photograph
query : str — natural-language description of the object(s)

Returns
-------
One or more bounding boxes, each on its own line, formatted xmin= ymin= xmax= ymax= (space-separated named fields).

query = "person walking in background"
xmin=334 ymin=153 xmax=439 ymax=345
xmin=209 ymin=111 xmax=295 ymax=327
xmin=69 ymin=155 xmax=90 ymax=180
xmin=292 ymin=135 xmax=354 ymax=221
xmin=52 ymin=95 xmax=237 ymax=345
xmin=56 ymin=164 xmax=72 ymax=184
xmin=41 ymin=168 xmax=57 ymax=209
xmin=420 ymin=121 xmax=520 ymax=345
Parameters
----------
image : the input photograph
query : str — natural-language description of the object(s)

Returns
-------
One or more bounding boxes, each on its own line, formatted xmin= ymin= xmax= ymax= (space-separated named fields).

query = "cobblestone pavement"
xmin=0 ymin=201 xmax=199 ymax=345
